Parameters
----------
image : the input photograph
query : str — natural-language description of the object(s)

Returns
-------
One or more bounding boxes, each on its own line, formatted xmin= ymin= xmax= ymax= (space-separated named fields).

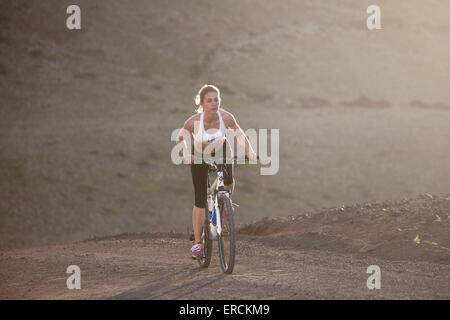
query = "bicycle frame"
xmin=207 ymin=164 xmax=230 ymax=239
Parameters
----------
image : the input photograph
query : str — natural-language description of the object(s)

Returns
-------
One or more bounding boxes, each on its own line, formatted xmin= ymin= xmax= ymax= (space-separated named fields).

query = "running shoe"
xmin=191 ymin=243 xmax=204 ymax=259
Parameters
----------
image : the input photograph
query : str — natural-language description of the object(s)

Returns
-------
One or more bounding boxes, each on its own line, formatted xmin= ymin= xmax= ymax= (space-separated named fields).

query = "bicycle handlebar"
xmin=181 ymin=155 xmax=259 ymax=165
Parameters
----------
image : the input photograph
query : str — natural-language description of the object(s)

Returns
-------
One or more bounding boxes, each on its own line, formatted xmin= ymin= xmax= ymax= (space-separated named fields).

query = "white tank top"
xmin=194 ymin=111 xmax=226 ymax=144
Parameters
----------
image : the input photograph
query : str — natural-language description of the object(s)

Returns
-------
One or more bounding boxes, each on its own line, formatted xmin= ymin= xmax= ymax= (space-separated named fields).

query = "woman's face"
xmin=201 ymin=91 xmax=220 ymax=113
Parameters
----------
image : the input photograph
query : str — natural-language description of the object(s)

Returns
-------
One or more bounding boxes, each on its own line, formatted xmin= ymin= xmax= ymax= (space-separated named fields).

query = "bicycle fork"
xmin=208 ymin=171 xmax=228 ymax=240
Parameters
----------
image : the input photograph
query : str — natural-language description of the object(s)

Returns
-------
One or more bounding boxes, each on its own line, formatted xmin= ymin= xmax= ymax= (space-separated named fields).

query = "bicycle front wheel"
xmin=217 ymin=196 xmax=235 ymax=274
xmin=198 ymin=210 xmax=213 ymax=268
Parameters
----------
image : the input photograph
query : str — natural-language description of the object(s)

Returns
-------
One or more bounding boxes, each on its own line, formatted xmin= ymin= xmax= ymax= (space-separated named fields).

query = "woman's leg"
xmin=190 ymin=162 xmax=208 ymax=244
xmin=192 ymin=205 xmax=205 ymax=243
xmin=222 ymin=141 xmax=235 ymax=197
xmin=223 ymin=178 xmax=235 ymax=197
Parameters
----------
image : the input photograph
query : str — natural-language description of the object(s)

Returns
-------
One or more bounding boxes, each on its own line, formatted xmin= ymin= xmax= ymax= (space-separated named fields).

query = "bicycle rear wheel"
xmin=198 ymin=209 xmax=213 ymax=268
xmin=217 ymin=196 xmax=235 ymax=274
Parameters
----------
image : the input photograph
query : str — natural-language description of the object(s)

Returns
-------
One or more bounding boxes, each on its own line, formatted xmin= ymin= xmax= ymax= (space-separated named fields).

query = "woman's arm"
xmin=221 ymin=110 xmax=257 ymax=160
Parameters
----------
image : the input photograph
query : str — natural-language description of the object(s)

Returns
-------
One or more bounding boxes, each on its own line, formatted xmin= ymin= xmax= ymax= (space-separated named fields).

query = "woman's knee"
xmin=194 ymin=188 xmax=207 ymax=208
xmin=224 ymin=178 xmax=235 ymax=193
xmin=194 ymin=196 xmax=206 ymax=208
xmin=225 ymin=178 xmax=235 ymax=188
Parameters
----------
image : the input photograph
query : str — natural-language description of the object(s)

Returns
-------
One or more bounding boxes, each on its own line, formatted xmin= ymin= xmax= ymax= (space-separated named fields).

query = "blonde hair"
xmin=195 ymin=84 xmax=221 ymax=113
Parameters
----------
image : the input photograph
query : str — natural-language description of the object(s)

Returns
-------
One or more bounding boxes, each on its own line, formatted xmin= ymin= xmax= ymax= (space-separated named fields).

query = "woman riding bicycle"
xmin=176 ymin=84 xmax=257 ymax=259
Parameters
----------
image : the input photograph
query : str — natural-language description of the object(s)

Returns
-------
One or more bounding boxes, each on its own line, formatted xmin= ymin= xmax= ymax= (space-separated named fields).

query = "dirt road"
xmin=1 ymin=194 xmax=449 ymax=300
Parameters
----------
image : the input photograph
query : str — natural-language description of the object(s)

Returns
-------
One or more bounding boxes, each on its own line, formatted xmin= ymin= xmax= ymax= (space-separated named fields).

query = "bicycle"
xmin=189 ymin=155 xmax=257 ymax=274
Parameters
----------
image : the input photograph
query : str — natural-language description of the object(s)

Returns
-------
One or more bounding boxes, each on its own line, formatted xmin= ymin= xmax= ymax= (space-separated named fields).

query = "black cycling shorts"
xmin=190 ymin=141 xmax=233 ymax=208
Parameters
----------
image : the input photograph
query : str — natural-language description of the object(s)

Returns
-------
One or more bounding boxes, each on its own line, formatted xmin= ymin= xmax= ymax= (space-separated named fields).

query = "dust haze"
xmin=1 ymin=0 xmax=449 ymax=251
